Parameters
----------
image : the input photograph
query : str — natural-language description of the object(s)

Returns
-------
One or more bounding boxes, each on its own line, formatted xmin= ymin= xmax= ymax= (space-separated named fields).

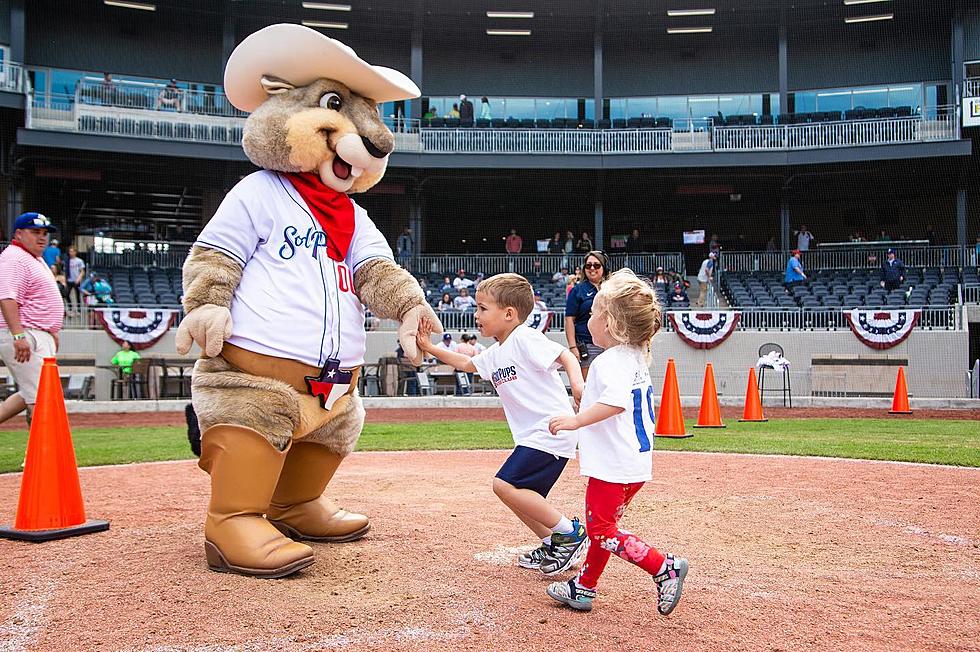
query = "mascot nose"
xmin=361 ymin=136 xmax=390 ymax=159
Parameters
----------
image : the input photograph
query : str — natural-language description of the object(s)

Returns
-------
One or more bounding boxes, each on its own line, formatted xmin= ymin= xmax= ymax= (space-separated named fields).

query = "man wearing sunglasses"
xmin=564 ymin=251 xmax=610 ymax=379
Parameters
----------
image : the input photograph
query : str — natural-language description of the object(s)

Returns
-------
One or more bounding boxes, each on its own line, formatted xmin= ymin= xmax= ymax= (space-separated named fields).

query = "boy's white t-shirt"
xmin=194 ymin=170 xmax=392 ymax=370
xmin=470 ymin=326 xmax=577 ymax=458
xmin=577 ymin=345 xmax=655 ymax=483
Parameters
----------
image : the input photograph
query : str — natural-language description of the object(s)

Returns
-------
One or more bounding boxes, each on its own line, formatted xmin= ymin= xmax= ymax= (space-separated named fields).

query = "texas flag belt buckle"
xmin=305 ymin=358 xmax=353 ymax=411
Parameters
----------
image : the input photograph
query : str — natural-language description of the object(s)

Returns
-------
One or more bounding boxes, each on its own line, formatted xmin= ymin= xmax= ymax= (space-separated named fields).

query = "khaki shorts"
xmin=0 ymin=328 xmax=57 ymax=405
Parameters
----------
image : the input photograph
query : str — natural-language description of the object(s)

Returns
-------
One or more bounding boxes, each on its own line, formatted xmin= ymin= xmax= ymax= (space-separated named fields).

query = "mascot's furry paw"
xmin=175 ymin=304 xmax=232 ymax=358
xmin=186 ymin=403 xmax=202 ymax=457
xmin=397 ymin=304 xmax=443 ymax=366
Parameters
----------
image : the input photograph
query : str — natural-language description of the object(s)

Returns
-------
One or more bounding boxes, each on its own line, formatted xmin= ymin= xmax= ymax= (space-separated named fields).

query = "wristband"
xmin=12 ymin=333 xmax=26 ymax=341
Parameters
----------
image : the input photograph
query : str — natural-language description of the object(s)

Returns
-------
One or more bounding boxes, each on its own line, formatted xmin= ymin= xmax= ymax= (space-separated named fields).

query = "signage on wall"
xmin=963 ymin=98 xmax=980 ymax=128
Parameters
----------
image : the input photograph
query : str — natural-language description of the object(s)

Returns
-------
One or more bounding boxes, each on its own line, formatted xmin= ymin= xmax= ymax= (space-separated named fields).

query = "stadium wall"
xmin=57 ymin=328 xmax=969 ymax=401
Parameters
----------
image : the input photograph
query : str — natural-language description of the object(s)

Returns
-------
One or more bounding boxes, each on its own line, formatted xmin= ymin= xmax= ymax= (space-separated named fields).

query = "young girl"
xmin=547 ymin=269 xmax=689 ymax=614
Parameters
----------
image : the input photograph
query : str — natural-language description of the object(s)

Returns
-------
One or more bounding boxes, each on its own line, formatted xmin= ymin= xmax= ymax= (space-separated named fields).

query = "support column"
xmin=780 ymin=194 xmax=790 ymax=252
xmin=594 ymin=199 xmax=604 ymax=252
xmin=410 ymin=1 xmax=424 ymax=121
xmin=221 ymin=3 xmax=236 ymax=69
xmin=951 ymin=0 xmax=964 ymax=137
xmin=10 ymin=0 xmax=25 ymax=63
xmin=409 ymin=190 xmax=423 ymax=271
xmin=957 ymin=182 xmax=967 ymax=263
xmin=778 ymin=10 xmax=788 ymax=116
xmin=593 ymin=0 xmax=603 ymax=123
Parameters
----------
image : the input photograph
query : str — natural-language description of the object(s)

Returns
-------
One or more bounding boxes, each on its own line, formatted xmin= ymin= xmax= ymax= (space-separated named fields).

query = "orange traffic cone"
xmin=738 ymin=367 xmax=768 ymax=422
xmin=0 ymin=358 xmax=109 ymax=542
xmin=888 ymin=367 xmax=913 ymax=415
xmin=694 ymin=363 xmax=725 ymax=428
xmin=655 ymin=358 xmax=691 ymax=438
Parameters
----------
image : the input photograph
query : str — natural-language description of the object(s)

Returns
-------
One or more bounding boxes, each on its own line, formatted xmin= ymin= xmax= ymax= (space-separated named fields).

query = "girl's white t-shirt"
xmin=194 ymin=170 xmax=392 ymax=370
xmin=577 ymin=345 xmax=655 ymax=483
xmin=471 ymin=326 xmax=577 ymax=458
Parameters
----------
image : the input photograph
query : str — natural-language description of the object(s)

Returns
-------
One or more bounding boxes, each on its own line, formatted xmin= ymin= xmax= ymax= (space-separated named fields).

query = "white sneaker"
xmin=653 ymin=554 xmax=689 ymax=615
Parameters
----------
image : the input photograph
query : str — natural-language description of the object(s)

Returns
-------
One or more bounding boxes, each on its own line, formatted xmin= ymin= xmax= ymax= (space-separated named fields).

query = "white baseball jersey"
xmin=576 ymin=345 xmax=655 ymax=483
xmin=195 ymin=170 xmax=393 ymax=373
xmin=471 ymin=326 xmax=577 ymax=458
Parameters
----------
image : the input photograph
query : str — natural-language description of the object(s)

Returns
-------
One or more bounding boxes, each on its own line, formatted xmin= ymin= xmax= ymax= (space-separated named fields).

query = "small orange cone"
xmin=0 ymin=358 xmax=109 ymax=542
xmin=655 ymin=358 xmax=691 ymax=438
xmin=694 ymin=363 xmax=725 ymax=428
xmin=738 ymin=367 xmax=768 ymax=422
xmin=888 ymin=367 xmax=913 ymax=415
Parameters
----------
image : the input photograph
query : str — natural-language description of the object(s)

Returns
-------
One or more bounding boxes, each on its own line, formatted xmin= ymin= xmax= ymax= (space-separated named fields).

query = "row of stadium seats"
xmin=97 ymin=267 xmax=183 ymax=307
xmin=78 ymin=116 xmax=243 ymax=144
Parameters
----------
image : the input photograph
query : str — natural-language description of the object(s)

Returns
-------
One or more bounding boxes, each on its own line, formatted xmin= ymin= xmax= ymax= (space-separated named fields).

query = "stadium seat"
xmin=506 ymin=117 xmax=520 ymax=128
xmin=490 ymin=118 xmax=505 ymax=128
xmin=475 ymin=118 xmax=490 ymax=128
xmin=597 ymin=118 xmax=611 ymax=129
xmin=519 ymin=118 xmax=535 ymax=128
xmin=612 ymin=118 xmax=627 ymax=129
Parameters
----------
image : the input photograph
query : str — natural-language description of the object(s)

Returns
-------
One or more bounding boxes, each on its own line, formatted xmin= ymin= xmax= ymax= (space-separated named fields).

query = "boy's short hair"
xmin=476 ymin=273 xmax=534 ymax=321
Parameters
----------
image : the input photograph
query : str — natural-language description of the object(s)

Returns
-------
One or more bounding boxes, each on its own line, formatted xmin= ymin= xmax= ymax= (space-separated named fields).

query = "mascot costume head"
xmin=177 ymin=24 xmax=442 ymax=578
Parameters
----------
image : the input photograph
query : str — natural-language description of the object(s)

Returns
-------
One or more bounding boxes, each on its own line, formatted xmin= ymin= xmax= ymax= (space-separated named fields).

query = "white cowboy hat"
xmin=224 ymin=23 xmax=420 ymax=112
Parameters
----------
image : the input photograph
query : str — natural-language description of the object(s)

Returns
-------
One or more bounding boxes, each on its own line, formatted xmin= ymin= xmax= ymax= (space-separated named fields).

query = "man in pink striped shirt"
xmin=0 ymin=212 xmax=63 ymax=426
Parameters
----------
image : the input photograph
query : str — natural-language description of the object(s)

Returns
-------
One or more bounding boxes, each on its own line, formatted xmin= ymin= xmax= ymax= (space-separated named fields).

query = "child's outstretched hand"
xmin=549 ymin=415 xmax=579 ymax=435
xmin=416 ymin=325 xmax=433 ymax=353
xmin=571 ymin=383 xmax=584 ymax=411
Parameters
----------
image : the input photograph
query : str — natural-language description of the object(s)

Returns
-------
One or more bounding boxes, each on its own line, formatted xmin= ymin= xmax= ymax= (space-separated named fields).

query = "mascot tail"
xmin=185 ymin=403 xmax=202 ymax=457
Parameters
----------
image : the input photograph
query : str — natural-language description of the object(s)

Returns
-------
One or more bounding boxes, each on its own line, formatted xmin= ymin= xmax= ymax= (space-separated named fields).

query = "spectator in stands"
xmin=453 ymin=269 xmax=474 ymax=290
xmin=423 ymin=108 xmax=436 ymax=121
xmin=480 ymin=97 xmax=492 ymax=120
xmin=437 ymin=333 xmax=457 ymax=352
xmin=0 ymin=212 xmax=63 ymax=428
xmin=563 ymin=230 xmax=575 ymax=255
xmin=51 ymin=263 xmax=69 ymax=305
xmin=446 ymin=103 xmax=460 ymax=119
xmin=418 ymin=277 xmax=432 ymax=301
xmin=99 ymin=73 xmax=116 ymax=105
xmin=440 ymin=276 xmax=453 ymax=293
xmin=532 ymin=289 xmax=548 ymax=313
xmin=784 ymin=249 xmax=807 ymax=290
xmin=696 ymin=252 xmax=716 ymax=307
xmin=566 ymin=266 xmax=582 ymax=296
xmin=925 ymin=224 xmax=940 ymax=246
xmin=794 ymin=225 xmax=815 ymax=251
xmin=548 ymin=232 xmax=564 ymax=254
xmin=876 ymin=228 xmax=892 ymax=242
xmin=156 ymin=79 xmax=182 ymax=111
xmin=708 ymin=233 xmax=722 ymax=256
xmin=576 ymin=231 xmax=594 ymax=253
xmin=505 ymin=228 xmax=523 ymax=254
xmin=65 ymin=245 xmax=86 ymax=315
xmin=880 ymin=248 xmax=907 ymax=291
xmin=111 ymin=340 xmax=141 ymax=375
xmin=975 ymin=235 xmax=980 ymax=263
xmin=42 ymin=237 xmax=61 ymax=268
xmin=453 ymin=287 xmax=476 ymax=311
xmin=849 ymin=230 xmax=866 ymax=243
xmin=766 ymin=236 xmax=778 ymax=252
xmin=437 ymin=292 xmax=453 ymax=312
xmin=565 ymin=250 xmax=609 ymax=378
xmin=458 ymin=95 xmax=474 ymax=122
xmin=652 ymin=266 xmax=671 ymax=292
xmin=455 ymin=333 xmax=478 ymax=358
xmin=552 ymin=267 xmax=569 ymax=285
xmin=474 ymin=272 xmax=485 ymax=288
xmin=396 ymin=226 xmax=413 ymax=269
xmin=626 ymin=228 xmax=643 ymax=253
xmin=668 ymin=284 xmax=690 ymax=307
xmin=80 ymin=272 xmax=114 ymax=307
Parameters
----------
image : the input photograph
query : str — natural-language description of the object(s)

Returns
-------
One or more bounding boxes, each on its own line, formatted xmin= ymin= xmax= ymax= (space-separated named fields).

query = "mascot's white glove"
xmin=398 ymin=304 xmax=443 ymax=366
xmin=175 ymin=304 xmax=233 ymax=358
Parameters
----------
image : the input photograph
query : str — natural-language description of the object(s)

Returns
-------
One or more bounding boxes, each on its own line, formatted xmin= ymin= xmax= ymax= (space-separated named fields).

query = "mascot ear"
xmin=260 ymin=75 xmax=296 ymax=96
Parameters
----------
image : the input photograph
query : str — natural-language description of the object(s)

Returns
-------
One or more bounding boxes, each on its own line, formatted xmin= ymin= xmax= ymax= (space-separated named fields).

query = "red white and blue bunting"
xmin=845 ymin=309 xmax=919 ymax=350
xmin=95 ymin=308 xmax=177 ymax=350
xmin=669 ymin=311 xmax=740 ymax=349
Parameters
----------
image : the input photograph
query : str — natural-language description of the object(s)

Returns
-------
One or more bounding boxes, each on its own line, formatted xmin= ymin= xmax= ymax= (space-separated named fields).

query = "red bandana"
xmin=283 ymin=172 xmax=356 ymax=261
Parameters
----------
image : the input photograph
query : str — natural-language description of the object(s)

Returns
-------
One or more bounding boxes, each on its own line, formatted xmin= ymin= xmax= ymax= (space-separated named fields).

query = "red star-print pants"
xmin=577 ymin=477 xmax=666 ymax=590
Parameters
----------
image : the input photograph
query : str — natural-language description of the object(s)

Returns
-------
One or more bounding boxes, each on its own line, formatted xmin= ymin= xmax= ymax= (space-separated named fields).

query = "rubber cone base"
xmin=888 ymin=410 xmax=913 ymax=415
xmin=738 ymin=418 xmax=769 ymax=423
xmin=694 ymin=424 xmax=727 ymax=428
xmin=657 ymin=433 xmax=694 ymax=438
xmin=0 ymin=518 xmax=109 ymax=542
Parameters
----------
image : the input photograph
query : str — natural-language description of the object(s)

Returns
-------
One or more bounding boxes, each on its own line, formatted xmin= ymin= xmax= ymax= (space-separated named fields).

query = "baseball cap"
xmin=708 ymin=251 xmax=717 ymax=258
xmin=886 ymin=248 xmax=896 ymax=254
xmin=791 ymin=249 xmax=801 ymax=255
xmin=14 ymin=212 xmax=57 ymax=232
xmin=442 ymin=333 xmax=452 ymax=341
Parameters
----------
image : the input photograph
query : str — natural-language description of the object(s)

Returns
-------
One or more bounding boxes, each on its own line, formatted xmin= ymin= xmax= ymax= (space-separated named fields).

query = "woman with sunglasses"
xmin=565 ymin=251 xmax=610 ymax=378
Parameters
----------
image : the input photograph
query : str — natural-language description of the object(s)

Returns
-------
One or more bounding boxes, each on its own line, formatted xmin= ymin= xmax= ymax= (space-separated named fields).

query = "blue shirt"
xmin=784 ymin=257 xmax=805 ymax=283
xmin=42 ymin=245 xmax=60 ymax=268
xmin=565 ymin=280 xmax=600 ymax=344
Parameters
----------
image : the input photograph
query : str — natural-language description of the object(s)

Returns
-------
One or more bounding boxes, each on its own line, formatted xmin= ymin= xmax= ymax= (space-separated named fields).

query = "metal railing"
xmin=88 ymin=244 xmax=194 ymax=270
xmin=414 ymin=253 xmax=686 ymax=277
xmin=965 ymin=77 xmax=980 ymax=98
xmin=0 ymin=61 xmax=26 ymax=94
xmin=964 ymin=286 xmax=980 ymax=304
xmin=720 ymin=245 xmax=964 ymax=273
xmin=76 ymin=77 xmax=247 ymax=118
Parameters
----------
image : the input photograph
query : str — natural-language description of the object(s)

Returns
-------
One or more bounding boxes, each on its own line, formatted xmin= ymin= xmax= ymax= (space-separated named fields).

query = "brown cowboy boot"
xmin=199 ymin=424 xmax=315 ymax=577
xmin=266 ymin=441 xmax=370 ymax=542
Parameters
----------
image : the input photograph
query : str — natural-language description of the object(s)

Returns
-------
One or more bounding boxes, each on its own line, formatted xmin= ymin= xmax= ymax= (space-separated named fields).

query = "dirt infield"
xmin=1 ymin=406 xmax=978 ymax=431
xmin=1 ymin=449 xmax=978 ymax=651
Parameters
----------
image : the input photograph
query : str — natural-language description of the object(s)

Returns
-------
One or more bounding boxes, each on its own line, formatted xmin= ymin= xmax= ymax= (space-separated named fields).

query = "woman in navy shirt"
xmin=564 ymin=250 xmax=610 ymax=378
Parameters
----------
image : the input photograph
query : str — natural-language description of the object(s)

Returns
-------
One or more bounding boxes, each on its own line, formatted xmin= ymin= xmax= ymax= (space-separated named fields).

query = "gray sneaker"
xmin=653 ymin=554 xmax=689 ymax=615
xmin=547 ymin=578 xmax=596 ymax=612
xmin=518 ymin=544 xmax=549 ymax=570
xmin=540 ymin=518 xmax=588 ymax=576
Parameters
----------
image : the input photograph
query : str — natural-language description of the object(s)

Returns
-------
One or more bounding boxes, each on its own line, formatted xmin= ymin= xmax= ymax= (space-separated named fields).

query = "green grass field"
xmin=1 ymin=418 xmax=978 ymax=474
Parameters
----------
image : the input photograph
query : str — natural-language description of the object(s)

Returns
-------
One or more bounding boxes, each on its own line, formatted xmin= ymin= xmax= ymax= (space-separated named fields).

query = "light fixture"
xmin=103 ymin=0 xmax=156 ymax=10
xmin=487 ymin=29 xmax=531 ymax=35
xmin=486 ymin=11 xmax=534 ymax=19
xmin=843 ymin=0 xmax=890 ymax=4
xmin=666 ymin=8 xmax=715 ymax=16
xmin=844 ymin=13 xmax=893 ymax=22
xmin=666 ymin=26 xmax=713 ymax=34
xmin=302 ymin=19 xmax=349 ymax=29
xmin=302 ymin=2 xmax=351 ymax=9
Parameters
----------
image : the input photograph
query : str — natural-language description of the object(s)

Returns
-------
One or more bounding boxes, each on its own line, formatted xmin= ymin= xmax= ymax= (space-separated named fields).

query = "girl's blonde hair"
xmin=592 ymin=268 xmax=663 ymax=359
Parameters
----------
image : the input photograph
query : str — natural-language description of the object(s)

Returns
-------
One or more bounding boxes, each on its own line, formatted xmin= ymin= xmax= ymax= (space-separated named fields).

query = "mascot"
xmin=177 ymin=24 xmax=442 ymax=578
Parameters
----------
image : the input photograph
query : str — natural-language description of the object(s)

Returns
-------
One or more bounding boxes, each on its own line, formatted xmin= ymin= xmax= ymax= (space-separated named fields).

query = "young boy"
xmin=417 ymin=273 xmax=588 ymax=575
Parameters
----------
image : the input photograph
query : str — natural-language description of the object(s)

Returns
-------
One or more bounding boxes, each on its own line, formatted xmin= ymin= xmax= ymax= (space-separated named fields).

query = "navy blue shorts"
xmin=495 ymin=445 xmax=569 ymax=498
